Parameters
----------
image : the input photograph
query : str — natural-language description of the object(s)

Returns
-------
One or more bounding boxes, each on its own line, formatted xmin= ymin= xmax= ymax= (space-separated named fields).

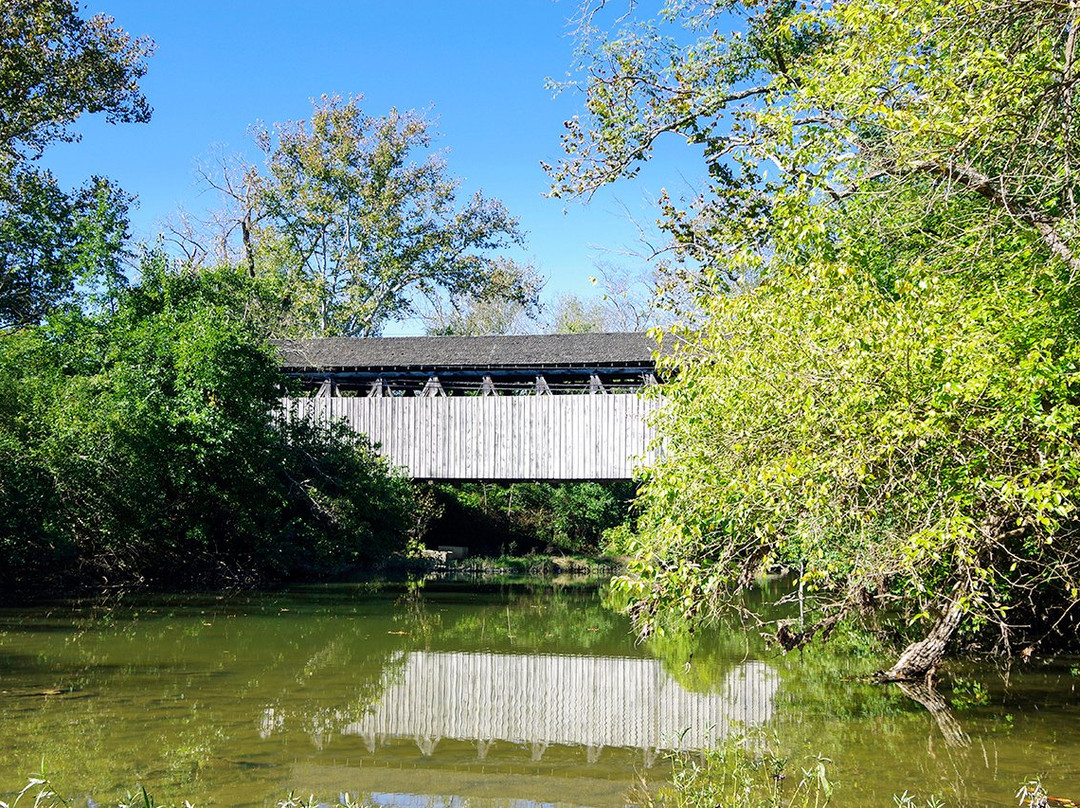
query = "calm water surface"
xmin=0 ymin=578 xmax=1077 ymax=807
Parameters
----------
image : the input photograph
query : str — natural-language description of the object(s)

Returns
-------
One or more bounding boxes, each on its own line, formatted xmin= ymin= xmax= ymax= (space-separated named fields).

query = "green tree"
xmin=0 ymin=3 xmax=413 ymax=593
xmin=0 ymin=0 xmax=153 ymax=162
xmin=547 ymin=292 xmax=607 ymax=333
xmin=0 ymin=0 xmax=151 ymax=328
xmin=227 ymin=95 xmax=532 ymax=337
xmin=0 ymin=261 xmax=415 ymax=592
xmin=0 ymin=172 xmax=131 ymax=329
xmin=555 ymin=0 xmax=1080 ymax=679
xmin=421 ymin=256 xmax=544 ymax=335
xmin=427 ymin=481 xmax=634 ymax=555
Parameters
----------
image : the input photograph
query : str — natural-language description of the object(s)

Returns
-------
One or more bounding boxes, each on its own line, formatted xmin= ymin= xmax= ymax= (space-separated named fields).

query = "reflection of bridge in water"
xmin=341 ymin=651 xmax=778 ymax=761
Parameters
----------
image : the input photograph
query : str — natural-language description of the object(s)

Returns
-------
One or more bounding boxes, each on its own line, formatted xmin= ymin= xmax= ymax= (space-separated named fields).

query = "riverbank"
xmin=403 ymin=551 xmax=625 ymax=577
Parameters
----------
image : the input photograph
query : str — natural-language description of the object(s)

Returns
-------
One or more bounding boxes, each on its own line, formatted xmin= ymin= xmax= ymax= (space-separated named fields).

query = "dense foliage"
xmin=0 ymin=0 xmax=152 ymax=161
xmin=0 ymin=2 xmax=426 ymax=596
xmin=0 ymin=0 xmax=150 ymax=333
xmin=0 ymin=172 xmax=130 ymax=329
xmin=556 ymin=0 xmax=1080 ymax=676
xmin=0 ymin=264 xmax=414 ymax=593
xmin=427 ymin=481 xmax=635 ymax=555
xmin=190 ymin=95 xmax=539 ymax=338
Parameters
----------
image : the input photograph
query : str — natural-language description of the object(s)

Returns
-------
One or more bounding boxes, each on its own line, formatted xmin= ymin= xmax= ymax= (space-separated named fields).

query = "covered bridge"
xmin=277 ymin=332 xmax=662 ymax=480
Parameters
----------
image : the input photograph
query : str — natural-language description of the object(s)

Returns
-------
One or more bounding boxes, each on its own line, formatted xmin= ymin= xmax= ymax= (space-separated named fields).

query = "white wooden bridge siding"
xmin=342 ymin=651 xmax=778 ymax=754
xmin=282 ymin=395 xmax=660 ymax=480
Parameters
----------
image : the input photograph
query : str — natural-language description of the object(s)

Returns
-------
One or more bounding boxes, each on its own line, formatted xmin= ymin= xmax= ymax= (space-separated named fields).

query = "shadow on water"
xmin=0 ymin=577 xmax=1075 ymax=807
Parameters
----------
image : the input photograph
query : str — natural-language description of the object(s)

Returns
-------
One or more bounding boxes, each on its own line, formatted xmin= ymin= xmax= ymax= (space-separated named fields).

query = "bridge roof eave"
xmin=282 ymin=362 xmax=656 ymax=375
xmin=274 ymin=332 xmax=659 ymax=373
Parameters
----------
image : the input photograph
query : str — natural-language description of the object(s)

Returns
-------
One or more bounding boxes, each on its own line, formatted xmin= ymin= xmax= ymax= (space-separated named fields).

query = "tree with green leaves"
xmin=555 ymin=0 xmax=1080 ymax=679
xmin=0 ymin=259 xmax=415 ymax=592
xmin=420 ymin=256 xmax=544 ymax=335
xmin=0 ymin=0 xmax=153 ymax=162
xmin=0 ymin=3 xmax=415 ymax=594
xmin=213 ymin=95 xmax=534 ymax=338
xmin=0 ymin=172 xmax=131 ymax=329
xmin=547 ymin=292 xmax=608 ymax=333
xmin=0 ymin=0 xmax=152 ymax=329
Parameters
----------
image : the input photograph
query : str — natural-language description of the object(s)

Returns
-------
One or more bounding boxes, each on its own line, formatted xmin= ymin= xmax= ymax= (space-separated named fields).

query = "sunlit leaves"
xmin=0 ymin=0 xmax=153 ymax=161
xmin=567 ymin=0 xmax=1080 ymax=661
xmin=245 ymin=96 xmax=529 ymax=338
xmin=0 ymin=263 xmax=414 ymax=592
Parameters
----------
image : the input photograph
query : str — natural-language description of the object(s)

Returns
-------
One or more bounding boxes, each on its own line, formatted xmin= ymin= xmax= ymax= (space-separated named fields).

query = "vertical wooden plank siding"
xmin=280 ymin=394 xmax=661 ymax=480
xmin=333 ymin=651 xmax=778 ymax=754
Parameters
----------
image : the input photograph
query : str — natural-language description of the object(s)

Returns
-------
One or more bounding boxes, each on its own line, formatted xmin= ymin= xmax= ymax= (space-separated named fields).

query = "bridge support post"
xmin=416 ymin=734 xmax=440 ymax=756
xmin=421 ymin=376 xmax=445 ymax=397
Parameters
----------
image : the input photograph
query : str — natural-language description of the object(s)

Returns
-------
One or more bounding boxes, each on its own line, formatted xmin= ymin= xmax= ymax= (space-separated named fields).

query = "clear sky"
xmin=39 ymin=0 xmax=705 ymax=334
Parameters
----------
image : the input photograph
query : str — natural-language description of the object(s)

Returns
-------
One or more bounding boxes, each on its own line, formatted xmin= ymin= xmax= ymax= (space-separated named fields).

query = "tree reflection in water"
xmin=0 ymin=580 xmax=1077 ymax=807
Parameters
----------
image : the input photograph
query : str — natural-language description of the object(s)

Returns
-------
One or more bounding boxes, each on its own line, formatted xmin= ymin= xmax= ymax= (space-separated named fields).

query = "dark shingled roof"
xmin=276 ymin=332 xmax=656 ymax=371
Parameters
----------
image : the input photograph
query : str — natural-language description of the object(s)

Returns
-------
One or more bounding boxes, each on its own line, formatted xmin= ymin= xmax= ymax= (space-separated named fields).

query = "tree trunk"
xmin=880 ymin=595 xmax=966 ymax=682
xmin=895 ymin=680 xmax=970 ymax=748
xmin=241 ymin=215 xmax=256 ymax=278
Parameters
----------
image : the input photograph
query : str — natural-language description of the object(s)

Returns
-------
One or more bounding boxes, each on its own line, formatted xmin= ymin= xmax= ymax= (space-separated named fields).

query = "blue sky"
xmin=41 ymin=1 xmax=705 ymax=333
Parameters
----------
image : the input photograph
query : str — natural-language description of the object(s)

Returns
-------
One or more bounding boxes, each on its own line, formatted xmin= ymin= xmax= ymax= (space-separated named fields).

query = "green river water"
xmin=0 ymin=577 xmax=1076 ymax=807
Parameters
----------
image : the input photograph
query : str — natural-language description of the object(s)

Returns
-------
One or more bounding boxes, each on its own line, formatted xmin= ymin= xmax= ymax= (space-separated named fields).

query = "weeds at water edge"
xmin=636 ymin=733 xmax=834 ymax=808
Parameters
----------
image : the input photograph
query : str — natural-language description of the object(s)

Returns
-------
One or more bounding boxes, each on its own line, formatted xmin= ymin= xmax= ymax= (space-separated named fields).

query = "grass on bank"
xmin=6 ymin=741 xmax=1055 ymax=808
xmin=638 ymin=737 xmax=1054 ymax=808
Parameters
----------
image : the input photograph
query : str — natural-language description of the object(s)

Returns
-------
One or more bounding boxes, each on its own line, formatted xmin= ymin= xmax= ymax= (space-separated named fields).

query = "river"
xmin=0 ymin=577 xmax=1076 ymax=806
